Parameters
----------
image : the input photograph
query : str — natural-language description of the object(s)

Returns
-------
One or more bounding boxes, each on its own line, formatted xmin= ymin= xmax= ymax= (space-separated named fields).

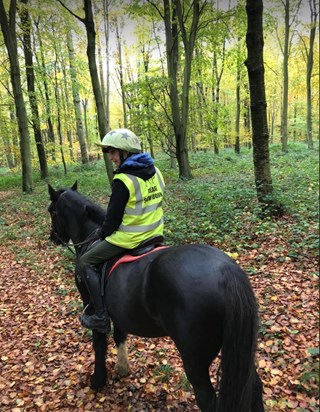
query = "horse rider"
xmin=79 ymin=128 xmax=165 ymax=333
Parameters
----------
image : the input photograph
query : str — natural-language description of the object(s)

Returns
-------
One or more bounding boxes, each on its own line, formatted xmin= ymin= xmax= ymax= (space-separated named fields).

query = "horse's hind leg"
xmin=183 ymin=360 xmax=217 ymax=412
xmin=113 ymin=325 xmax=130 ymax=377
xmin=251 ymin=370 xmax=265 ymax=411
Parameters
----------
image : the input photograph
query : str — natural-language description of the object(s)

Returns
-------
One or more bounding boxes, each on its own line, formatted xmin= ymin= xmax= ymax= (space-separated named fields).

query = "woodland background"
xmin=0 ymin=0 xmax=319 ymax=186
xmin=0 ymin=0 xmax=319 ymax=411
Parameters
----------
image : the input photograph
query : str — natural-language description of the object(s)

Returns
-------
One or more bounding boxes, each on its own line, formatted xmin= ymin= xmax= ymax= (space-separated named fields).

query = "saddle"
xmin=100 ymin=236 xmax=165 ymax=294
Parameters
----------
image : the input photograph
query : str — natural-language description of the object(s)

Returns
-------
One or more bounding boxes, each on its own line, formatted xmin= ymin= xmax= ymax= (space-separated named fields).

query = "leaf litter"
xmin=0 ymin=198 xmax=318 ymax=411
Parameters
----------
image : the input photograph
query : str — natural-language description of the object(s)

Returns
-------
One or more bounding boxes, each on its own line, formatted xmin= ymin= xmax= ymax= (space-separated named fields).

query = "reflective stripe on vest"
xmin=118 ymin=216 xmax=164 ymax=232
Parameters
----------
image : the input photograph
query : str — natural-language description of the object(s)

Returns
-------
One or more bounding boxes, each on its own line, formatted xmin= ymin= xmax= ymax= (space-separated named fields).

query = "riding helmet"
xmin=97 ymin=128 xmax=141 ymax=153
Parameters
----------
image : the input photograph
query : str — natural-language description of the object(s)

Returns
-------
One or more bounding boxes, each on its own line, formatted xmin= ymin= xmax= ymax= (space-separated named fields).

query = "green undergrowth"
xmin=0 ymin=143 xmax=318 ymax=263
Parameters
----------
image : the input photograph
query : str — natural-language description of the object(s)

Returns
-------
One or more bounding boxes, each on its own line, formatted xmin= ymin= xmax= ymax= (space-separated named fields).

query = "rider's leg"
xmin=79 ymin=240 xmax=126 ymax=332
xmin=81 ymin=264 xmax=109 ymax=331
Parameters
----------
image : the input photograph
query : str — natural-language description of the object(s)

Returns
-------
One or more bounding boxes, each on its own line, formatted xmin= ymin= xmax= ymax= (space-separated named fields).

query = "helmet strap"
xmin=119 ymin=150 xmax=126 ymax=165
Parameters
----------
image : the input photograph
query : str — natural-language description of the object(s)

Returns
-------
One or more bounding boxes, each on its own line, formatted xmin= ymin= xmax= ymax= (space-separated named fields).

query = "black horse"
xmin=48 ymin=182 xmax=264 ymax=412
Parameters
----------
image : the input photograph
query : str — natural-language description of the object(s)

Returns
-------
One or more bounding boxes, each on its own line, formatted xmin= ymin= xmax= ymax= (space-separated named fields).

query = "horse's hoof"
xmin=90 ymin=372 xmax=107 ymax=390
xmin=115 ymin=363 xmax=130 ymax=377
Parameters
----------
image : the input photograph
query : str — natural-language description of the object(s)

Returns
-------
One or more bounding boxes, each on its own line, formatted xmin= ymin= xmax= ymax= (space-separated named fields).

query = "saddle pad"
xmin=109 ymin=246 xmax=168 ymax=276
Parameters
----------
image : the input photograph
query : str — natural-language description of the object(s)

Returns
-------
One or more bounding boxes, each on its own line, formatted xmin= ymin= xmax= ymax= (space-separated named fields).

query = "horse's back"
xmin=107 ymin=244 xmax=246 ymax=340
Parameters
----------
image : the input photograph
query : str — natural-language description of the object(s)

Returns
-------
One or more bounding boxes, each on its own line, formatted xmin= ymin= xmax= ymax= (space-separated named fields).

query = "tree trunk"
xmin=0 ymin=0 xmax=33 ymax=192
xmin=20 ymin=0 xmax=48 ymax=180
xmin=53 ymin=54 xmax=67 ymax=175
xmin=210 ymin=35 xmax=226 ymax=155
xmin=281 ymin=0 xmax=290 ymax=153
xmin=82 ymin=98 xmax=90 ymax=150
xmin=306 ymin=0 xmax=317 ymax=149
xmin=0 ymin=108 xmax=15 ymax=168
xmin=243 ymin=83 xmax=251 ymax=148
xmin=60 ymin=50 xmax=74 ymax=163
xmin=235 ymin=70 xmax=240 ymax=154
xmin=245 ymin=0 xmax=282 ymax=215
xmin=115 ymin=17 xmax=128 ymax=128
xmin=35 ymin=22 xmax=56 ymax=161
xmin=67 ymin=31 xmax=89 ymax=164
xmin=161 ymin=0 xmax=205 ymax=179
xmin=235 ymin=44 xmax=241 ymax=154
xmin=83 ymin=0 xmax=113 ymax=181
xmin=103 ymin=0 xmax=110 ymax=131
xmin=57 ymin=0 xmax=114 ymax=181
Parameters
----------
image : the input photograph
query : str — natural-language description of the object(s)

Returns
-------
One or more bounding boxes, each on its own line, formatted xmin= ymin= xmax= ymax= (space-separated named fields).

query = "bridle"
xmin=50 ymin=210 xmax=98 ymax=255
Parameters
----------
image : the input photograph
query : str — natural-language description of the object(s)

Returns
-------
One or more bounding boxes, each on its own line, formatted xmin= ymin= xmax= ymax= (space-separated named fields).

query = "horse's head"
xmin=47 ymin=181 xmax=78 ymax=245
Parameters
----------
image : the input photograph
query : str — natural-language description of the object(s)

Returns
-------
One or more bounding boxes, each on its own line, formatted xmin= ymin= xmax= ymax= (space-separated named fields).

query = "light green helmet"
xmin=97 ymin=128 xmax=141 ymax=153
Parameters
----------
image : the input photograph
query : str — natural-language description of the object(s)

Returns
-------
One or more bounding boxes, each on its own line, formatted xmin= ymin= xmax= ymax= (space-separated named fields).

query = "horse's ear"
xmin=48 ymin=184 xmax=58 ymax=201
xmin=71 ymin=181 xmax=78 ymax=191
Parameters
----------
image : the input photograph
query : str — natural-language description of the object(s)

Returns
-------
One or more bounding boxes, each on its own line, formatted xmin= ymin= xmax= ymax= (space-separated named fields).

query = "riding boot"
xmin=80 ymin=265 xmax=110 ymax=334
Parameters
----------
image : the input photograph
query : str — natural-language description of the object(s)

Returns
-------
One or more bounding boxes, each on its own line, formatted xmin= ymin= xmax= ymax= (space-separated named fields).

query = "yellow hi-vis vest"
xmin=106 ymin=167 xmax=165 ymax=249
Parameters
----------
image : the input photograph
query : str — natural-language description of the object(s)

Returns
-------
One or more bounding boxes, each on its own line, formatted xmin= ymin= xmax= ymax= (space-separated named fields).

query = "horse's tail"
xmin=218 ymin=265 xmax=258 ymax=412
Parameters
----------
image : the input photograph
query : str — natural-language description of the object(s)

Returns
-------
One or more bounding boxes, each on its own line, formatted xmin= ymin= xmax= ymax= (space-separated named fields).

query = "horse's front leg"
xmin=74 ymin=262 xmax=108 ymax=389
xmin=113 ymin=325 xmax=130 ymax=377
xmin=91 ymin=330 xmax=108 ymax=389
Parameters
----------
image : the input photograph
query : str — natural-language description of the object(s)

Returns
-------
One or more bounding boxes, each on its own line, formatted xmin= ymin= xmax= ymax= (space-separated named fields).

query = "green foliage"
xmin=156 ymin=145 xmax=317 ymax=254
xmin=0 ymin=143 xmax=318 ymax=261
xmin=154 ymin=363 xmax=175 ymax=383
xmin=178 ymin=372 xmax=193 ymax=391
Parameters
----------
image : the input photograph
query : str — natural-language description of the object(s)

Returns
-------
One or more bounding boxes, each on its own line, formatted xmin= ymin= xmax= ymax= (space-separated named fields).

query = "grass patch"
xmin=1 ymin=143 xmax=318 ymax=257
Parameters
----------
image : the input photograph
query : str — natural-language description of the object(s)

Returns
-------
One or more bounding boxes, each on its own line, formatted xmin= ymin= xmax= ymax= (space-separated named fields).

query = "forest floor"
xmin=0 ymin=188 xmax=318 ymax=412
xmin=0 ymin=147 xmax=319 ymax=411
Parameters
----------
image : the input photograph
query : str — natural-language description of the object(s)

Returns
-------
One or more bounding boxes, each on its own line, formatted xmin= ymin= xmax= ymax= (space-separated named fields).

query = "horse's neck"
xmin=70 ymin=221 xmax=97 ymax=245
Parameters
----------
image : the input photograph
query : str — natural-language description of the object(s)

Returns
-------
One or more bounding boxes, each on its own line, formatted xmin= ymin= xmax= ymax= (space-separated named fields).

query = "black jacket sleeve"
xmin=100 ymin=179 xmax=129 ymax=238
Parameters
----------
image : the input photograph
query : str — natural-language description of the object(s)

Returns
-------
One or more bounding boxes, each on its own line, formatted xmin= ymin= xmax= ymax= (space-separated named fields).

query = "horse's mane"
xmin=63 ymin=189 xmax=106 ymax=226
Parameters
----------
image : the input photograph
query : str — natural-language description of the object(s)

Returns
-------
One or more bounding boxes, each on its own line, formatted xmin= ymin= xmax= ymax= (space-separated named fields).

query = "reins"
xmin=53 ymin=229 xmax=98 ymax=255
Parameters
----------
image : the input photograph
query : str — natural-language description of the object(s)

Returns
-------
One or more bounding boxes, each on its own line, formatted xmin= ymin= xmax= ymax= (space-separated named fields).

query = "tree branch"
xmin=56 ymin=0 xmax=85 ymax=24
xmin=146 ymin=0 xmax=164 ymax=20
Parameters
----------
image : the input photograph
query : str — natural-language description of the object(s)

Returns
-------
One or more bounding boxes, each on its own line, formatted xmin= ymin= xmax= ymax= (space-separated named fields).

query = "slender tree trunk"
xmin=82 ymin=98 xmax=90 ymax=150
xmin=58 ymin=0 xmax=113 ymax=182
xmin=235 ymin=39 xmax=241 ymax=154
xmin=195 ymin=47 xmax=205 ymax=136
xmin=0 ymin=0 xmax=33 ymax=192
xmin=0 ymin=109 xmax=15 ymax=168
xmin=103 ymin=0 xmax=110 ymax=131
xmin=243 ymin=83 xmax=251 ymax=148
xmin=67 ymin=31 xmax=89 ymax=164
xmin=20 ymin=0 xmax=48 ymax=179
xmin=235 ymin=68 xmax=241 ymax=154
xmin=281 ymin=0 xmax=290 ymax=153
xmin=245 ymin=0 xmax=282 ymax=215
xmin=53 ymin=54 xmax=67 ymax=175
xmin=35 ymin=23 xmax=55 ymax=160
xmin=306 ymin=0 xmax=317 ymax=149
xmin=8 ymin=84 xmax=19 ymax=162
xmin=161 ymin=0 xmax=205 ymax=179
xmin=60 ymin=50 xmax=74 ymax=162
xmin=212 ymin=53 xmax=220 ymax=155
xmin=83 ymin=0 xmax=113 ymax=180
xmin=115 ymin=17 xmax=128 ymax=128
xmin=97 ymin=44 xmax=106 ymax=111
